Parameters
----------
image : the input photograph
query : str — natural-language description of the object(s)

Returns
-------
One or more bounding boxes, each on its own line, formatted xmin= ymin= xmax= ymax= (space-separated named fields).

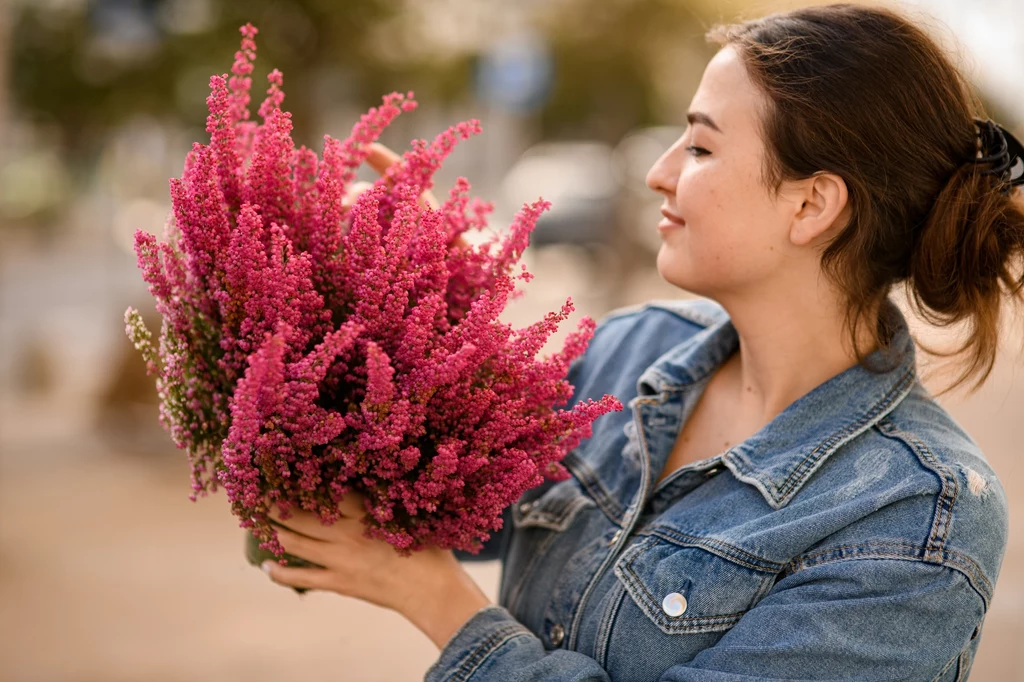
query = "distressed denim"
xmin=429 ymin=296 xmax=1009 ymax=681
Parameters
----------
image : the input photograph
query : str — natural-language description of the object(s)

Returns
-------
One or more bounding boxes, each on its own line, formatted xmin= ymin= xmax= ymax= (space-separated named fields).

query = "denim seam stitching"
xmin=875 ymin=417 xmax=961 ymax=563
xmin=790 ymin=540 xmax=924 ymax=568
xmin=504 ymin=528 xmax=561 ymax=614
xmin=775 ymin=366 xmax=914 ymax=496
xmin=514 ymin=494 xmax=596 ymax=532
xmin=954 ymin=644 xmax=969 ymax=682
xmin=563 ymin=452 xmax=626 ymax=522
xmin=565 ymin=392 xmax=677 ymax=649
xmin=786 ymin=546 xmax=991 ymax=607
xmin=594 ymin=580 xmax=628 ymax=667
xmin=770 ymin=367 xmax=916 ymax=502
xmin=505 ymin=497 xmax=583 ymax=613
xmin=930 ymin=649 xmax=961 ymax=682
xmin=448 ymin=623 xmax=535 ymax=682
xmin=642 ymin=527 xmax=783 ymax=573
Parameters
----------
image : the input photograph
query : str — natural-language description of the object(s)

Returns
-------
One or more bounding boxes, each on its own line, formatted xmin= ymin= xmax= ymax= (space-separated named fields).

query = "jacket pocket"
xmin=613 ymin=535 xmax=776 ymax=635
xmin=501 ymin=478 xmax=597 ymax=612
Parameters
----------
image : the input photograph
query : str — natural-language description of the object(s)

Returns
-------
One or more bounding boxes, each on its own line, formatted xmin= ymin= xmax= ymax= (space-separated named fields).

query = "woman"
xmin=260 ymin=4 xmax=1019 ymax=679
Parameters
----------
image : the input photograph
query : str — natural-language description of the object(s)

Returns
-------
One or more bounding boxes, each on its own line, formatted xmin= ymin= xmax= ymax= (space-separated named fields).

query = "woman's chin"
xmin=655 ymin=254 xmax=690 ymax=290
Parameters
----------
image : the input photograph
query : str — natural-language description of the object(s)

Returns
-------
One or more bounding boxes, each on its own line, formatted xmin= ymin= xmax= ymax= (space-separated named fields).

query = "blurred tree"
xmin=10 ymin=0 xmax=722 ymax=158
xmin=533 ymin=0 xmax=714 ymax=144
xmin=8 ymin=0 xmax=474 ymax=157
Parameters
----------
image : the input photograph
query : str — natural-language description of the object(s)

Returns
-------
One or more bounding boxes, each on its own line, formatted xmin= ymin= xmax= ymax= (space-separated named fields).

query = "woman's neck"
xmin=716 ymin=295 xmax=881 ymax=426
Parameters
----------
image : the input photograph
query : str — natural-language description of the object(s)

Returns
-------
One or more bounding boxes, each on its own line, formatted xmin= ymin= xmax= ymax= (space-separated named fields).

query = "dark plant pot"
xmin=244 ymin=520 xmax=325 ymax=595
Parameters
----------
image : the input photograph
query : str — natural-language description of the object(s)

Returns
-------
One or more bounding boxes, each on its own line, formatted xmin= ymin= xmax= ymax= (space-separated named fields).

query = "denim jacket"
xmin=430 ymin=296 xmax=1009 ymax=682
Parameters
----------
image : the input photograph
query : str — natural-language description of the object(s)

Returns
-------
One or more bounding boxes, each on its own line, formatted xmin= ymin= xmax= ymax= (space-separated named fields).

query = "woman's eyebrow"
xmin=687 ymin=111 xmax=722 ymax=134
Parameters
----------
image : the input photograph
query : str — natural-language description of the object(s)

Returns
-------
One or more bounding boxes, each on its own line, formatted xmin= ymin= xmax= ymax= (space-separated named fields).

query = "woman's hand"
xmin=259 ymin=491 xmax=452 ymax=609
xmin=343 ymin=142 xmax=469 ymax=251
xmin=260 ymin=491 xmax=492 ymax=650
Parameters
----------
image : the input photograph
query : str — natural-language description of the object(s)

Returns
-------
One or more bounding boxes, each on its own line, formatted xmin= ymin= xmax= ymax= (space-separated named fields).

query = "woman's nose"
xmin=646 ymin=152 xmax=676 ymax=195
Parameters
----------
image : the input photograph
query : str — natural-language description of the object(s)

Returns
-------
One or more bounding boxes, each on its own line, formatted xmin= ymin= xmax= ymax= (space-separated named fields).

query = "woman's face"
xmin=646 ymin=45 xmax=801 ymax=300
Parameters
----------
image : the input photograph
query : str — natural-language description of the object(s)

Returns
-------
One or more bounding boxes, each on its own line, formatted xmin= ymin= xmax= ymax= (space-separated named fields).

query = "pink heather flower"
xmin=125 ymin=23 xmax=623 ymax=561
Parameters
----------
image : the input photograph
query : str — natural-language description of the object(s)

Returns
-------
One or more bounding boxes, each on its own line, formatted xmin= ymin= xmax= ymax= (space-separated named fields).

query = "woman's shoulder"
xmin=584 ymin=296 xmax=728 ymax=362
xmin=881 ymin=383 xmax=1007 ymax=518
xmin=570 ymin=297 xmax=725 ymax=396
xmin=596 ymin=296 xmax=729 ymax=330
xmin=815 ymin=383 xmax=1010 ymax=610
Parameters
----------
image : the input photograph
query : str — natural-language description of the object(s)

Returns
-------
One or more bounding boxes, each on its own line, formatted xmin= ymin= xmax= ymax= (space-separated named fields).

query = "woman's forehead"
xmin=689 ymin=47 xmax=764 ymax=138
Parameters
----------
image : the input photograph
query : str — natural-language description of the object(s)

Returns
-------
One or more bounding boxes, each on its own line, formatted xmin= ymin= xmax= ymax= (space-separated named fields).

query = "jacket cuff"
xmin=424 ymin=604 xmax=536 ymax=682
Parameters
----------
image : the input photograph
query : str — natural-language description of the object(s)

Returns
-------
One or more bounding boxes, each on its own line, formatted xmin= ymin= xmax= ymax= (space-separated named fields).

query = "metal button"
xmin=550 ymin=623 xmax=565 ymax=647
xmin=705 ymin=467 xmax=720 ymax=476
xmin=662 ymin=592 xmax=688 ymax=617
xmin=519 ymin=502 xmax=533 ymax=515
xmin=609 ymin=529 xmax=622 ymax=545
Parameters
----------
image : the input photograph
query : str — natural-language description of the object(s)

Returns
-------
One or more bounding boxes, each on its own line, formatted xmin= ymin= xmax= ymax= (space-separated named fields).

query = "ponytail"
xmin=909 ymin=154 xmax=1024 ymax=393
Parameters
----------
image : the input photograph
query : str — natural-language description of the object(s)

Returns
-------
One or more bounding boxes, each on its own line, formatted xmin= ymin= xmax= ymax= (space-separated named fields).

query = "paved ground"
xmin=1 ymin=251 xmax=1021 ymax=680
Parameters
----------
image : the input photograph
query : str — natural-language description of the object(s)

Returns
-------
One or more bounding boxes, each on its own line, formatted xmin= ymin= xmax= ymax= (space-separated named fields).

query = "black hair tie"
xmin=968 ymin=118 xmax=1024 ymax=195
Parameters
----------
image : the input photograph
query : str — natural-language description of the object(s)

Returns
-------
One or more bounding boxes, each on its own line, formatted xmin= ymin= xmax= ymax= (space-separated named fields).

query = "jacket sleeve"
xmin=424 ymin=604 xmax=612 ymax=682
xmin=424 ymin=559 xmax=986 ymax=681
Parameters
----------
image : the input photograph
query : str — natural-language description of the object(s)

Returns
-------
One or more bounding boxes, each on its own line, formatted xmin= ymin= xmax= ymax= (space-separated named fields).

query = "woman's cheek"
xmin=677 ymin=166 xmax=714 ymax=209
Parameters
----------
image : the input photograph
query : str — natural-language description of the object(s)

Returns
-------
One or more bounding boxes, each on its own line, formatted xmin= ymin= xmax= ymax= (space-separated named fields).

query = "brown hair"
xmin=707 ymin=3 xmax=1024 ymax=396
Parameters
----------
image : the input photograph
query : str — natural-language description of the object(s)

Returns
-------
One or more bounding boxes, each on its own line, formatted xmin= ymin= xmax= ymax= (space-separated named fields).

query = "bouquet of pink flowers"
xmin=124 ymin=24 xmax=621 ymax=568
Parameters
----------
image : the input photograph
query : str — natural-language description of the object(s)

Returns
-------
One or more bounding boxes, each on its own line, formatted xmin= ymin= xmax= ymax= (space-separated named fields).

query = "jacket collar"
xmin=635 ymin=298 xmax=918 ymax=509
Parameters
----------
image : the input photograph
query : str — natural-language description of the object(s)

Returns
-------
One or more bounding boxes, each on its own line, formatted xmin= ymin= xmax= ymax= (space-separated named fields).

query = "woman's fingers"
xmin=336 ymin=490 xmax=368 ymax=518
xmin=272 ymin=523 xmax=333 ymax=564
xmin=341 ymin=180 xmax=373 ymax=208
xmin=342 ymin=143 xmax=468 ymax=249
xmin=365 ymin=142 xmax=440 ymax=209
xmin=262 ymin=560 xmax=330 ymax=592
xmin=268 ymin=505 xmax=345 ymax=542
xmin=364 ymin=141 xmax=401 ymax=177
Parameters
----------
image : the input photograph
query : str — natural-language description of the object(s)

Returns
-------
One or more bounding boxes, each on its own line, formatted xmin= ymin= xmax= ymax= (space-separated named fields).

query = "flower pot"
xmin=244 ymin=520 xmax=325 ymax=595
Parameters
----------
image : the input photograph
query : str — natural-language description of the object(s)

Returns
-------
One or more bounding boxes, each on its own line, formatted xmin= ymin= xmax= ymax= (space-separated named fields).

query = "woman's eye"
xmin=687 ymin=146 xmax=710 ymax=157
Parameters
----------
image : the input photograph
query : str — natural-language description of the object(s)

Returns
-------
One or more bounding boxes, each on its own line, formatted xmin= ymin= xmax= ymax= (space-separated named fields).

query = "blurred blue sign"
xmin=475 ymin=32 xmax=553 ymax=113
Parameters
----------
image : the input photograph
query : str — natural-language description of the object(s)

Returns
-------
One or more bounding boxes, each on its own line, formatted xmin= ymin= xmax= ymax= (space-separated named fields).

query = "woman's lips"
xmin=658 ymin=207 xmax=686 ymax=231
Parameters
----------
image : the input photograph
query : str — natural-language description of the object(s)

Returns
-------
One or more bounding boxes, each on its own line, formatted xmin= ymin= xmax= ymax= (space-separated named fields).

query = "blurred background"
xmin=0 ymin=0 xmax=1021 ymax=679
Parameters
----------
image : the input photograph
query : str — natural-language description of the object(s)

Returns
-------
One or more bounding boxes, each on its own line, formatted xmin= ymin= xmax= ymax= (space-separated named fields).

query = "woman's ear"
xmin=789 ymin=171 xmax=849 ymax=246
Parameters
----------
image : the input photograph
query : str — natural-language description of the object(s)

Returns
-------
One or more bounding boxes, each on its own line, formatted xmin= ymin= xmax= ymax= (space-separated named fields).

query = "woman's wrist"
xmin=401 ymin=562 xmax=493 ymax=650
